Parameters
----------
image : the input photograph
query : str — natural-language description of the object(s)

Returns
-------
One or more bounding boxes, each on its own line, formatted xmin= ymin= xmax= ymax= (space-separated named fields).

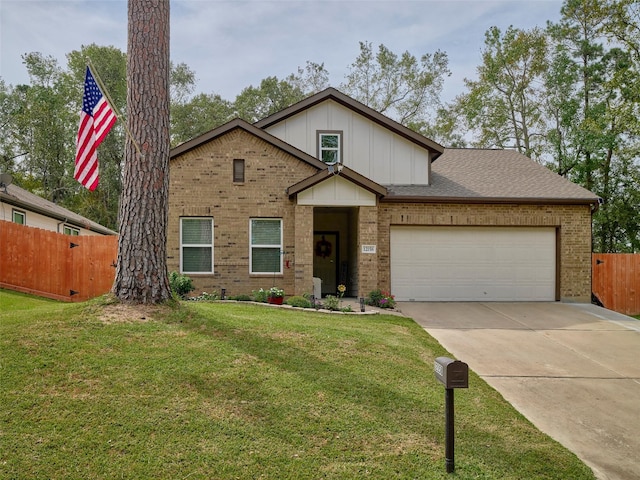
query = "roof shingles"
xmin=384 ymin=148 xmax=598 ymax=204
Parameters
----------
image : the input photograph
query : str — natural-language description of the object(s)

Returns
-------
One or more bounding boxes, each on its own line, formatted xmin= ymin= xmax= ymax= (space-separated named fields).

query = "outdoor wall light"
xmin=327 ymin=162 xmax=344 ymax=175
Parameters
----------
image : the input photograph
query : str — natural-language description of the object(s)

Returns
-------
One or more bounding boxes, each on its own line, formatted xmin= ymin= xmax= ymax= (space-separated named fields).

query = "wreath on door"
xmin=315 ymin=235 xmax=332 ymax=258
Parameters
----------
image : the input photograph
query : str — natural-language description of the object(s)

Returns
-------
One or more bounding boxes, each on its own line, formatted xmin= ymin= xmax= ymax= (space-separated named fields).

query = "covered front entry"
xmin=390 ymin=226 xmax=557 ymax=301
xmin=313 ymin=207 xmax=357 ymax=297
xmin=292 ymin=170 xmax=385 ymax=299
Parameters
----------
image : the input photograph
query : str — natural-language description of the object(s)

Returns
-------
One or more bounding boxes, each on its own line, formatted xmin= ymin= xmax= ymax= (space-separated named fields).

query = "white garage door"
xmin=390 ymin=226 xmax=556 ymax=301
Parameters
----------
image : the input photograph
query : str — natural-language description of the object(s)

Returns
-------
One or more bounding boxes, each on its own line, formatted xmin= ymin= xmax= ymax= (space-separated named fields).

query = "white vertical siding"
xmin=264 ymin=100 xmax=430 ymax=185
xmin=296 ymin=176 xmax=377 ymax=206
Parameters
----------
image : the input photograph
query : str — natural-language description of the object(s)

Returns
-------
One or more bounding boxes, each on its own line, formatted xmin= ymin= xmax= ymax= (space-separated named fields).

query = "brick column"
xmin=357 ymin=206 xmax=378 ymax=298
xmin=294 ymin=204 xmax=314 ymax=296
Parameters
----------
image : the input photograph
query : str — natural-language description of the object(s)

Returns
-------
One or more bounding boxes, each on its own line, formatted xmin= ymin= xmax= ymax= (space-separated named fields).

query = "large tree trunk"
xmin=113 ymin=0 xmax=171 ymax=303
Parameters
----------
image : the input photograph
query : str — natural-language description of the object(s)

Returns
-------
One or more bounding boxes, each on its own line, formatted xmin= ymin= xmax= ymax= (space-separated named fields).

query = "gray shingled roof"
xmin=1 ymin=183 xmax=117 ymax=235
xmin=384 ymin=148 xmax=599 ymax=204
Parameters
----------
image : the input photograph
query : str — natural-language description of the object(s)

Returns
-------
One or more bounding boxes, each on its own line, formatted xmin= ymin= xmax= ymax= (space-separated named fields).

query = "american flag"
xmin=74 ymin=66 xmax=116 ymax=191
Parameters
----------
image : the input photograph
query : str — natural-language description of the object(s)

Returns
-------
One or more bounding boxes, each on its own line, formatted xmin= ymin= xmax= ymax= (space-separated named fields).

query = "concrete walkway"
xmin=398 ymin=302 xmax=640 ymax=480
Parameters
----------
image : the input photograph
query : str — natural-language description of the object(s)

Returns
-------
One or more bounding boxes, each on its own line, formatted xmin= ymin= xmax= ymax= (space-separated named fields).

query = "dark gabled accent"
xmin=170 ymin=118 xmax=327 ymax=171
xmin=287 ymin=165 xmax=387 ymax=199
xmin=254 ymin=88 xmax=444 ymax=159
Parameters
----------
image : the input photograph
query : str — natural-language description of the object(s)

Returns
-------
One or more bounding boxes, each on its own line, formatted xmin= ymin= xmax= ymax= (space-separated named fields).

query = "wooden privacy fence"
xmin=592 ymin=253 xmax=640 ymax=316
xmin=0 ymin=220 xmax=118 ymax=302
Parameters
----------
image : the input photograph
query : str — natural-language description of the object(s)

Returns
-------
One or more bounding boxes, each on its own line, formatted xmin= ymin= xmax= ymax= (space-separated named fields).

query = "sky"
xmin=1 ymin=0 xmax=564 ymax=103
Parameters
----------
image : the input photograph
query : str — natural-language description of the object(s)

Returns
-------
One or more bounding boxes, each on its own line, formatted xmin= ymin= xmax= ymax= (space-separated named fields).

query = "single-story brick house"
xmin=168 ymin=88 xmax=598 ymax=302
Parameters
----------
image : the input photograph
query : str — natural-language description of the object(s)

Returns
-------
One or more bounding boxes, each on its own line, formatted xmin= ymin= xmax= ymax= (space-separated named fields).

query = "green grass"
xmin=0 ymin=289 xmax=594 ymax=479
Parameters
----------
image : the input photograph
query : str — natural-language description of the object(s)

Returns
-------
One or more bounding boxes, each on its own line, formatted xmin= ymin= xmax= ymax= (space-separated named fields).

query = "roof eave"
xmin=170 ymin=118 xmax=326 ymax=170
xmin=379 ymin=195 xmax=600 ymax=206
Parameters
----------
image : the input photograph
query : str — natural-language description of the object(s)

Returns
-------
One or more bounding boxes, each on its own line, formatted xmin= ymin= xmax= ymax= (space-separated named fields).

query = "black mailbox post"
xmin=434 ymin=356 xmax=468 ymax=473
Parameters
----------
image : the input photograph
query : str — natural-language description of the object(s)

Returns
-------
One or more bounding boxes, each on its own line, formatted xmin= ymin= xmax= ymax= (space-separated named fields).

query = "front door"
xmin=313 ymin=232 xmax=338 ymax=297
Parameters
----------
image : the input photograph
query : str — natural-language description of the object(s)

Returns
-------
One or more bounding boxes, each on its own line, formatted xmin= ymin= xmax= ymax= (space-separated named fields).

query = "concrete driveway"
xmin=398 ymin=302 xmax=640 ymax=480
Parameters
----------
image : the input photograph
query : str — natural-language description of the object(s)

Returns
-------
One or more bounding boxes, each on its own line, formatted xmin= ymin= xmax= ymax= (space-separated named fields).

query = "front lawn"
xmin=0 ymin=290 xmax=594 ymax=479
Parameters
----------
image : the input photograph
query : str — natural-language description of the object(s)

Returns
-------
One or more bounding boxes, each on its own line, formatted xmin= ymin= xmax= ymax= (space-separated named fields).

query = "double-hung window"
xmin=250 ymin=218 xmax=282 ymax=275
xmin=318 ymin=131 xmax=342 ymax=164
xmin=181 ymin=217 xmax=213 ymax=274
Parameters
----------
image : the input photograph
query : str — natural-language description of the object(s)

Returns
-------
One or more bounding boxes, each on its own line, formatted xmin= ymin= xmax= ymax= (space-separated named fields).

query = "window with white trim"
xmin=180 ymin=217 xmax=213 ymax=274
xmin=318 ymin=131 xmax=342 ymax=164
xmin=250 ymin=218 xmax=282 ymax=274
xmin=63 ymin=225 xmax=80 ymax=236
xmin=12 ymin=209 xmax=25 ymax=225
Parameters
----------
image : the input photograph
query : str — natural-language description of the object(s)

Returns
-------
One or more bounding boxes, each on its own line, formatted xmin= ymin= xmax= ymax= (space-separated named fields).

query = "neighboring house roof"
xmin=170 ymin=118 xmax=327 ymax=170
xmin=383 ymin=148 xmax=600 ymax=205
xmin=0 ymin=183 xmax=117 ymax=235
xmin=254 ymin=87 xmax=445 ymax=159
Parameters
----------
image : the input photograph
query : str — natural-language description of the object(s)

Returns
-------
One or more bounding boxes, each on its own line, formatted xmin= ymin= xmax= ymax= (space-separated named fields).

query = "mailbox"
xmin=434 ymin=357 xmax=469 ymax=389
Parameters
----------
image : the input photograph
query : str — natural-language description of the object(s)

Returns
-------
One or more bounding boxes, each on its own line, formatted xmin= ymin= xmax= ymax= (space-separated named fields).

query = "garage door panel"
xmin=390 ymin=226 xmax=556 ymax=301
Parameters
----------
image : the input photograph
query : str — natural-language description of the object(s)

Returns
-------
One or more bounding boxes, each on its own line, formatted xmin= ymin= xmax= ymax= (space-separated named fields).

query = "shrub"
xmin=169 ymin=271 xmax=195 ymax=299
xmin=231 ymin=294 xmax=252 ymax=301
xmin=190 ymin=291 xmax=219 ymax=302
xmin=322 ymin=295 xmax=340 ymax=311
xmin=252 ymin=288 xmax=268 ymax=303
xmin=366 ymin=289 xmax=396 ymax=309
xmin=286 ymin=296 xmax=312 ymax=308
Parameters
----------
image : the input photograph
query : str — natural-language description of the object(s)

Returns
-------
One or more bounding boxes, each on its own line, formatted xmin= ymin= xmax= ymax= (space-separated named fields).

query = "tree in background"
xmin=0 ymin=79 xmax=25 ymax=176
xmin=455 ymin=26 xmax=548 ymax=160
xmin=170 ymin=92 xmax=234 ymax=146
xmin=234 ymin=76 xmax=306 ymax=123
xmin=547 ymin=0 xmax=640 ymax=252
xmin=112 ymin=0 xmax=171 ymax=304
xmin=341 ymin=41 xmax=450 ymax=129
xmin=9 ymin=53 xmax=77 ymax=203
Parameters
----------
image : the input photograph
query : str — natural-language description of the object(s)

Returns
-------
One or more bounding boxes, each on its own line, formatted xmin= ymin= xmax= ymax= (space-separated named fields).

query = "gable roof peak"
xmin=254 ymin=87 xmax=444 ymax=157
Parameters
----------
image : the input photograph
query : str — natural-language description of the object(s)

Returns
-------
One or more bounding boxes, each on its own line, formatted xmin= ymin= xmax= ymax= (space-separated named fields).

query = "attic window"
xmin=318 ymin=131 xmax=342 ymax=164
xmin=233 ymin=159 xmax=245 ymax=183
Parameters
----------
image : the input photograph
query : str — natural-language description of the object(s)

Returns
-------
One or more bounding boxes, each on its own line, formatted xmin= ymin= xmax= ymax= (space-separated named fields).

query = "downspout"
xmin=56 ymin=218 xmax=69 ymax=234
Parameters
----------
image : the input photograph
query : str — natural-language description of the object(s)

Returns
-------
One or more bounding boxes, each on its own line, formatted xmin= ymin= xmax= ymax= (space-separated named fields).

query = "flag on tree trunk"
xmin=74 ymin=66 xmax=116 ymax=191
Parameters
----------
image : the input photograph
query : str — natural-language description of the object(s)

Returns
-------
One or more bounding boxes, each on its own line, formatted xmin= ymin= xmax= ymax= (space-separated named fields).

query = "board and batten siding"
xmin=297 ymin=175 xmax=377 ymax=207
xmin=264 ymin=100 xmax=430 ymax=185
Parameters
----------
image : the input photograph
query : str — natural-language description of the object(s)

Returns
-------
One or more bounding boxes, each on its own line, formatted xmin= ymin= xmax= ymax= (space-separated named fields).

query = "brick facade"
xmin=169 ymin=128 xmax=593 ymax=303
xmin=168 ymin=129 xmax=317 ymax=298
xmin=377 ymin=202 xmax=593 ymax=302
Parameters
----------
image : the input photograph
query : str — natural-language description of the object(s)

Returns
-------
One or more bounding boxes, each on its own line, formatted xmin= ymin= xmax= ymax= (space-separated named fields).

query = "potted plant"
xmin=267 ymin=286 xmax=285 ymax=305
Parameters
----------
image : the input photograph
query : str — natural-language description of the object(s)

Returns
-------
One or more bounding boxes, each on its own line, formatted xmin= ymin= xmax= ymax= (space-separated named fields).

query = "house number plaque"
xmin=361 ymin=245 xmax=376 ymax=254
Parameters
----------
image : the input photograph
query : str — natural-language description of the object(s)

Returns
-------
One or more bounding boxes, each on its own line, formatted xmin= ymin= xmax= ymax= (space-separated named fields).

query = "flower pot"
xmin=268 ymin=296 xmax=283 ymax=305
